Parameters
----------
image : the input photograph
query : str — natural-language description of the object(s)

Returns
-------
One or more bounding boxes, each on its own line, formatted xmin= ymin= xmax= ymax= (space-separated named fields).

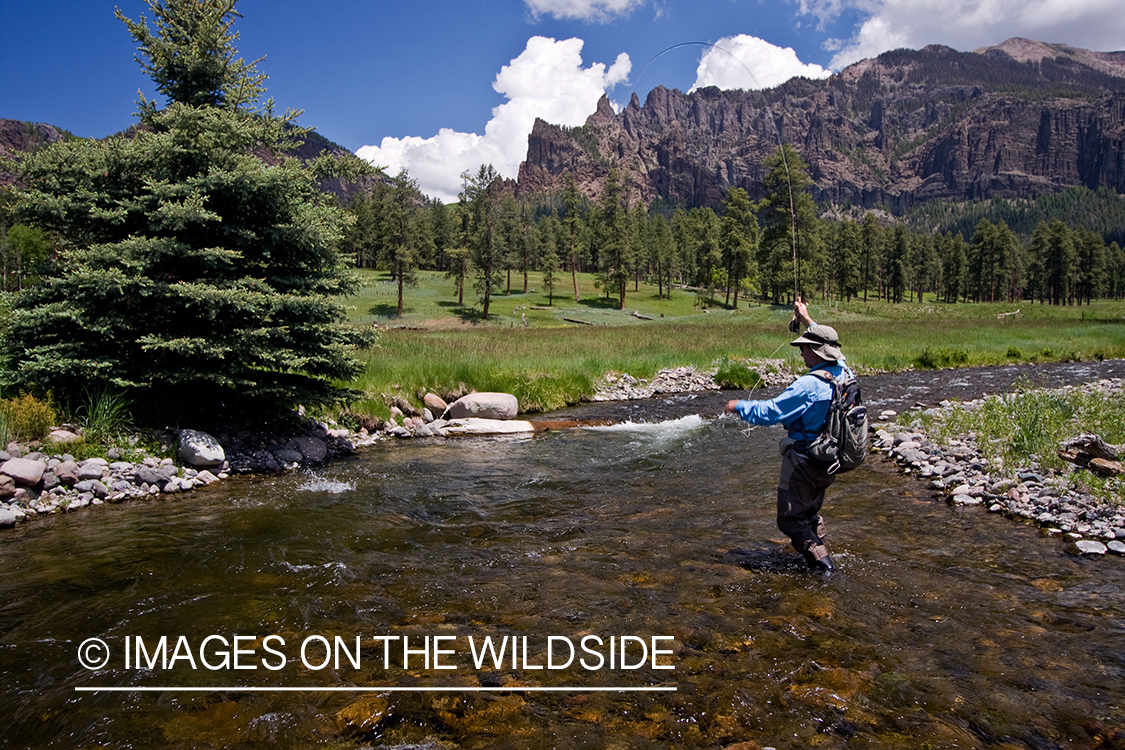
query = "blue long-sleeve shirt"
xmin=733 ymin=360 xmax=853 ymax=442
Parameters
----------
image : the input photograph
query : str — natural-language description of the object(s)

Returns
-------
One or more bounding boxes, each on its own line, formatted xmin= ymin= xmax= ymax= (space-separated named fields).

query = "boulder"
xmin=77 ymin=462 xmax=106 ymax=481
xmin=273 ymin=448 xmax=304 ymax=466
xmin=0 ymin=457 xmax=46 ymax=487
xmin=444 ymin=392 xmax=519 ymax=420
xmin=292 ymin=436 xmax=327 ymax=463
xmin=178 ymin=429 xmax=225 ymax=468
xmin=55 ymin=461 xmax=79 ymax=487
xmin=423 ymin=393 xmax=448 ymax=415
xmin=49 ymin=429 xmax=83 ymax=444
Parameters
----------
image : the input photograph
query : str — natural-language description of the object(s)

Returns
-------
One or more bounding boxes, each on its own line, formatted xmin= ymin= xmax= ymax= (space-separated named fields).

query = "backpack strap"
xmin=807 ymin=369 xmax=835 ymax=384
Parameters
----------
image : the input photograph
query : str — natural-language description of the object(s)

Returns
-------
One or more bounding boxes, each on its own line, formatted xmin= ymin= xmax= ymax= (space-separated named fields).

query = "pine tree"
xmin=759 ymin=144 xmax=820 ymax=304
xmin=3 ymin=0 xmax=372 ymax=417
xmin=561 ymin=174 xmax=584 ymax=302
xmin=720 ymin=187 xmax=759 ymax=308
xmin=460 ymin=164 xmax=505 ymax=319
xmin=596 ymin=168 xmax=632 ymax=310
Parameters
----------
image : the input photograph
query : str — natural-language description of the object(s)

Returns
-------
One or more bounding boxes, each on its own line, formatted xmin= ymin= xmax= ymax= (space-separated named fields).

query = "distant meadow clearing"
xmin=340 ymin=271 xmax=1125 ymax=417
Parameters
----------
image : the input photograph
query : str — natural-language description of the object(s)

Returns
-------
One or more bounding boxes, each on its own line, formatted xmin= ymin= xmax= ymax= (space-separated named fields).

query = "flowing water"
xmin=1 ymin=362 xmax=1124 ymax=749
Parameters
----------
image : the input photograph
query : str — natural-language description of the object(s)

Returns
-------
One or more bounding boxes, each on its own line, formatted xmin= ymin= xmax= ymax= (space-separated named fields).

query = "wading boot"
xmin=803 ymin=544 xmax=836 ymax=573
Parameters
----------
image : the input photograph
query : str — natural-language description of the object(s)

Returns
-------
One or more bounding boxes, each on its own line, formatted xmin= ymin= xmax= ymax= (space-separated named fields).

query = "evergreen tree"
xmin=461 ymin=164 xmax=505 ymax=318
xmin=3 ymin=0 xmax=372 ymax=416
xmin=860 ymin=212 xmax=884 ymax=302
xmin=689 ymin=207 xmax=722 ymax=306
xmin=377 ymin=172 xmax=425 ymax=316
xmin=538 ymin=213 xmax=561 ymax=306
xmin=596 ymin=168 xmax=633 ymax=310
xmin=719 ymin=187 xmax=759 ymax=308
xmin=939 ymin=232 xmax=968 ymax=303
xmin=648 ymin=212 xmax=676 ymax=300
xmin=1035 ymin=219 xmax=1077 ymax=305
xmin=561 ymin=174 xmax=584 ymax=302
xmin=759 ymin=144 xmax=821 ymax=303
xmin=886 ymin=226 xmax=909 ymax=303
xmin=833 ymin=219 xmax=862 ymax=301
xmin=1075 ymin=228 xmax=1109 ymax=304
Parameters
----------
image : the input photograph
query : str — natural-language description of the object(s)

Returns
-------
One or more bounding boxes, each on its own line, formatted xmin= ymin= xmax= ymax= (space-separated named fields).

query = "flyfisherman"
xmin=724 ymin=301 xmax=853 ymax=572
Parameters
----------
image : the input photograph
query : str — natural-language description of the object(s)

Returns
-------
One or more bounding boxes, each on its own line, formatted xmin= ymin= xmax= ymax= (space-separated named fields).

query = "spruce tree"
xmin=2 ymin=0 xmax=372 ymax=418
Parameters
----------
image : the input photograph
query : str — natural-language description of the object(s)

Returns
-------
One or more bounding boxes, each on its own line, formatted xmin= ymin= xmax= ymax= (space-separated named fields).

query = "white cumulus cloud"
xmin=690 ymin=35 xmax=832 ymax=92
xmin=357 ymin=36 xmax=630 ymax=203
xmin=799 ymin=0 xmax=1125 ymax=70
xmin=524 ymin=0 xmax=646 ymax=22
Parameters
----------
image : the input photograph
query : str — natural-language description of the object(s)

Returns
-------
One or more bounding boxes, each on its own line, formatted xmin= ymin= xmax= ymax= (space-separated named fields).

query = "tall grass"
xmin=929 ymin=382 xmax=1125 ymax=502
xmin=338 ymin=272 xmax=1125 ymax=417
xmin=77 ymin=388 xmax=132 ymax=443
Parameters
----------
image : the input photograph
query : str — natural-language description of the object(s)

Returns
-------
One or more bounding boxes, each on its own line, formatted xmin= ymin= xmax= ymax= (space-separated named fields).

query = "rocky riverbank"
xmin=873 ymin=377 xmax=1125 ymax=557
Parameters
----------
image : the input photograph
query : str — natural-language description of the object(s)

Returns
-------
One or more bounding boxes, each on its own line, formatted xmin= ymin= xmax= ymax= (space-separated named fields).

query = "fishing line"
xmin=625 ymin=41 xmax=806 ymax=414
xmin=626 ymin=41 xmax=802 ymax=306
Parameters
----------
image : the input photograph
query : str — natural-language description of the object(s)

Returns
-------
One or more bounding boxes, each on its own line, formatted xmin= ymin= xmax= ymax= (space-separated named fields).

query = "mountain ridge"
xmin=517 ymin=37 xmax=1125 ymax=212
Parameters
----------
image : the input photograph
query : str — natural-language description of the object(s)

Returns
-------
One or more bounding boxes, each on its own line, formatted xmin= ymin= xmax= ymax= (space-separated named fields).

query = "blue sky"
xmin=2 ymin=0 xmax=1122 ymax=201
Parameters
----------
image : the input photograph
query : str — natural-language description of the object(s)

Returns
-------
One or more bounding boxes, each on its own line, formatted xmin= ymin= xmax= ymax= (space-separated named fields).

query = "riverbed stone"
xmin=273 ymin=449 xmax=304 ymax=466
xmin=444 ymin=392 xmax=519 ymax=420
xmin=75 ymin=480 xmax=109 ymax=499
xmin=178 ymin=429 xmax=226 ymax=468
xmin=0 ymin=508 xmax=17 ymax=527
xmin=423 ymin=393 xmax=448 ymax=415
xmin=1 ymin=458 xmax=46 ymax=487
xmin=77 ymin=462 xmax=106 ymax=481
xmin=292 ymin=436 xmax=327 ymax=463
xmin=1074 ymin=540 xmax=1107 ymax=555
xmin=1108 ymin=541 xmax=1125 ymax=555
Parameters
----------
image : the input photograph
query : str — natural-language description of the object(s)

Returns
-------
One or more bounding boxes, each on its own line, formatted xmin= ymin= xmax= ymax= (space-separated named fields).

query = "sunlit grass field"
xmin=340 ymin=270 xmax=1125 ymax=417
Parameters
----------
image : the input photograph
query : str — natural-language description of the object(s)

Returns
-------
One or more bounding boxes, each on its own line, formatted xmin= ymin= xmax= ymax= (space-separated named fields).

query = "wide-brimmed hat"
xmin=790 ymin=324 xmax=843 ymax=361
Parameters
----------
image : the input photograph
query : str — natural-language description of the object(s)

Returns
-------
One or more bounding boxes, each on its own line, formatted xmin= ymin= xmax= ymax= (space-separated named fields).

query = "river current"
xmin=1 ymin=361 xmax=1123 ymax=749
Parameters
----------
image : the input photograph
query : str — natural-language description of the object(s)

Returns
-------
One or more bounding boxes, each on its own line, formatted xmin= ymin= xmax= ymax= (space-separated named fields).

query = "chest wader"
xmin=777 ymin=437 xmax=836 ymax=572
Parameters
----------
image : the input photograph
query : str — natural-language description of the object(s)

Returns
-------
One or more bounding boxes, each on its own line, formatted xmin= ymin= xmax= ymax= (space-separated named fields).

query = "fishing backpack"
xmin=805 ymin=369 xmax=869 ymax=474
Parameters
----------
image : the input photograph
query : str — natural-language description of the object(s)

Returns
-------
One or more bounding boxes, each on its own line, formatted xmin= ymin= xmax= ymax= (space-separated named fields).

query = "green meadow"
xmin=341 ymin=270 xmax=1125 ymax=418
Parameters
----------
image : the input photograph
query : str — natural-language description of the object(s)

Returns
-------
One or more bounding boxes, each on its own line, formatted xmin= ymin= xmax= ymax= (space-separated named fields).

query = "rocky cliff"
xmin=517 ymin=39 xmax=1125 ymax=211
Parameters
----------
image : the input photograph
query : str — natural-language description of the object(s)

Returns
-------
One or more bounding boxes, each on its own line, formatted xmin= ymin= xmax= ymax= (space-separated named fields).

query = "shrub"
xmin=1006 ymin=346 xmax=1022 ymax=359
xmin=715 ymin=357 xmax=765 ymax=390
xmin=1 ymin=393 xmax=57 ymax=443
xmin=917 ymin=347 xmax=969 ymax=369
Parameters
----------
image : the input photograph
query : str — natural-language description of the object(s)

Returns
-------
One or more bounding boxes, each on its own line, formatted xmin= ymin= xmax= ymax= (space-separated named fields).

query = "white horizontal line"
xmin=75 ymin=686 xmax=677 ymax=693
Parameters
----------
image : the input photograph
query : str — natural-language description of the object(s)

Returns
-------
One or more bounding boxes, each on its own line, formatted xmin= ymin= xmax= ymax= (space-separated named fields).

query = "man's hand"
xmin=793 ymin=300 xmax=814 ymax=327
xmin=725 ymin=399 xmax=740 ymax=414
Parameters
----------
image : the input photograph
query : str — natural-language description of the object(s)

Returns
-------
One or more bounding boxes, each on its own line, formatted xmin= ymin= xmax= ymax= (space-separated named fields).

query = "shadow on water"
xmin=1 ymin=361 xmax=1124 ymax=749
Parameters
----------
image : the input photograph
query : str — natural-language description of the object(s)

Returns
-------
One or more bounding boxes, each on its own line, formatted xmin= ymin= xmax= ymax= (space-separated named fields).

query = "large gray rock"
xmin=444 ymin=392 xmax=519 ymax=420
xmin=292 ymin=436 xmax=327 ymax=463
xmin=0 ymin=457 xmax=46 ymax=487
xmin=178 ymin=430 xmax=225 ymax=468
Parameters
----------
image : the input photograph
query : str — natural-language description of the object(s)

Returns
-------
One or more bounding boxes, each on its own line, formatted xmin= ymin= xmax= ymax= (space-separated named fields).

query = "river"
xmin=1 ymin=361 xmax=1123 ymax=749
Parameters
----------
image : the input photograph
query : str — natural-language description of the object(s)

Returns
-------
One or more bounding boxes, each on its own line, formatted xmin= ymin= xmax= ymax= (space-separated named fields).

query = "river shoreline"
xmin=2 ymin=360 xmax=1123 ymax=553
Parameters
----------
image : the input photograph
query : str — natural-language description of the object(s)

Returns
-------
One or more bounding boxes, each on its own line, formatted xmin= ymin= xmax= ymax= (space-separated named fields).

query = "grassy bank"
xmin=923 ymin=381 xmax=1125 ymax=504
xmin=340 ymin=271 xmax=1125 ymax=418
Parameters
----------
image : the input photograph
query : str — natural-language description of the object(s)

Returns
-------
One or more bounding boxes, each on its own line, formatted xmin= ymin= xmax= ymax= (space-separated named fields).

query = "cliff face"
xmin=0 ymin=119 xmax=68 ymax=187
xmin=516 ymin=39 xmax=1125 ymax=210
